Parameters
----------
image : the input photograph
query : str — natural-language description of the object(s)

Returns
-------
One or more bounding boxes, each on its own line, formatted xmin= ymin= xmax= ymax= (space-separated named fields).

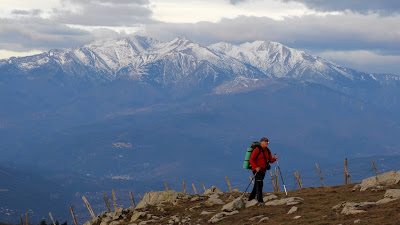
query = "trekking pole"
xmin=241 ymin=172 xmax=258 ymax=198
xmin=276 ymin=158 xmax=288 ymax=196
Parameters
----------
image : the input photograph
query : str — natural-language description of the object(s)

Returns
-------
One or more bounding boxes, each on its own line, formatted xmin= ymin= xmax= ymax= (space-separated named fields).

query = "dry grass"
xmin=140 ymin=183 xmax=400 ymax=224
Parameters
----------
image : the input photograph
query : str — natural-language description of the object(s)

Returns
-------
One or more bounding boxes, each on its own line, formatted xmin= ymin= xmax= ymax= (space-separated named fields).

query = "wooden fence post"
xmin=294 ymin=171 xmax=303 ymax=189
xmin=372 ymin=161 xmax=379 ymax=182
xmin=138 ymin=194 xmax=143 ymax=200
xmin=192 ymin=183 xmax=198 ymax=195
xmin=20 ymin=215 xmax=23 ymax=225
xmin=104 ymin=194 xmax=111 ymax=212
xmin=315 ymin=163 xmax=326 ymax=187
xmin=183 ymin=180 xmax=186 ymax=193
xmin=275 ymin=167 xmax=280 ymax=192
xmin=201 ymin=182 xmax=206 ymax=193
xmin=164 ymin=183 xmax=169 ymax=191
xmin=225 ymin=177 xmax=233 ymax=192
xmin=129 ymin=192 xmax=136 ymax=208
xmin=112 ymin=189 xmax=117 ymax=211
xmin=249 ymin=175 xmax=254 ymax=185
xmin=25 ymin=212 xmax=29 ymax=225
xmin=70 ymin=205 xmax=78 ymax=225
xmin=345 ymin=158 xmax=351 ymax=184
xmin=82 ymin=196 xmax=96 ymax=220
xmin=49 ymin=212 xmax=56 ymax=225
xmin=270 ymin=171 xmax=277 ymax=191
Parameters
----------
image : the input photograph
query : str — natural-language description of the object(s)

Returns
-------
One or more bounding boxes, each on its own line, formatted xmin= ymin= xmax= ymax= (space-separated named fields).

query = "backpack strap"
xmin=256 ymin=147 xmax=270 ymax=163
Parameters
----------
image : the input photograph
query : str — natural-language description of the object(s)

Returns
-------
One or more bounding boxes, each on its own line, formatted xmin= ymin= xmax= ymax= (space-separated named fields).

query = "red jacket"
xmin=249 ymin=147 xmax=276 ymax=172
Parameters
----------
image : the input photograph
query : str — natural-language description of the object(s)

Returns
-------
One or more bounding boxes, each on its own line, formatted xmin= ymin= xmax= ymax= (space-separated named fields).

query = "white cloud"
xmin=319 ymin=50 xmax=400 ymax=74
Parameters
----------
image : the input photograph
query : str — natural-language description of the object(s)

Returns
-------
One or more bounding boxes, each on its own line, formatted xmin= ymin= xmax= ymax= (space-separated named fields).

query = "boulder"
xmin=135 ymin=191 xmax=189 ymax=209
xmin=222 ymin=197 xmax=245 ymax=211
xmin=204 ymin=186 xmax=224 ymax=195
xmin=205 ymin=195 xmax=225 ymax=206
xmin=332 ymin=202 xmax=376 ymax=215
xmin=376 ymin=198 xmax=398 ymax=205
xmin=208 ymin=211 xmax=238 ymax=224
xmin=265 ymin=197 xmax=304 ymax=206
xmin=358 ymin=170 xmax=400 ymax=191
xmin=263 ymin=194 xmax=278 ymax=202
xmin=130 ymin=212 xmax=147 ymax=222
xmin=384 ymin=189 xmax=400 ymax=199
xmin=287 ymin=206 xmax=298 ymax=214
xmin=245 ymin=199 xmax=258 ymax=208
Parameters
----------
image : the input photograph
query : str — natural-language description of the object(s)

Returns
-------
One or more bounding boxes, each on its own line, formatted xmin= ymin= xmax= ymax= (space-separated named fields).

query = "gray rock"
xmin=222 ymin=197 xmax=245 ymax=212
xmin=249 ymin=215 xmax=264 ymax=221
xmin=245 ymin=199 xmax=258 ymax=208
xmin=138 ymin=220 xmax=156 ymax=225
xmin=376 ymin=198 xmax=398 ymax=205
xmin=384 ymin=189 xmax=400 ymax=199
xmin=259 ymin=217 xmax=269 ymax=222
xmin=287 ymin=206 xmax=298 ymax=214
xmin=200 ymin=211 xmax=214 ymax=215
xmin=204 ymin=186 xmax=224 ymax=195
xmin=208 ymin=211 xmax=238 ymax=224
xmin=354 ymin=219 xmax=362 ymax=224
xmin=293 ymin=216 xmax=301 ymax=219
xmin=130 ymin=212 xmax=147 ymax=222
xmin=135 ymin=191 xmax=189 ymax=209
xmin=205 ymin=196 xmax=225 ymax=206
xmin=359 ymin=170 xmax=400 ymax=191
xmin=265 ymin=197 xmax=304 ymax=206
xmin=332 ymin=202 xmax=376 ymax=215
xmin=263 ymin=194 xmax=278 ymax=202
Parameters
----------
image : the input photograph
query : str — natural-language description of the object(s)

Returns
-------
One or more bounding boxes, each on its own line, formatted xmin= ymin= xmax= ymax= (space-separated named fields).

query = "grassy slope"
xmin=138 ymin=183 xmax=400 ymax=224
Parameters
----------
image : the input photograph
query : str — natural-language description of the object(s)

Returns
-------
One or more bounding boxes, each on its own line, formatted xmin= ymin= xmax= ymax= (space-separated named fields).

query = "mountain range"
xmin=1 ymin=35 xmax=400 ymax=223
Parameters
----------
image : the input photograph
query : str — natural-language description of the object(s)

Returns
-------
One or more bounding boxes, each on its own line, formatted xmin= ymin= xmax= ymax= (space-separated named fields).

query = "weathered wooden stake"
xmin=225 ymin=177 xmax=233 ymax=192
xmin=70 ymin=205 xmax=78 ymax=225
xmin=275 ymin=167 xmax=280 ymax=192
xmin=112 ymin=189 xmax=117 ymax=211
xmin=315 ymin=163 xmax=326 ymax=187
xmin=104 ymin=194 xmax=111 ymax=212
xmin=270 ymin=171 xmax=277 ymax=191
xmin=294 ymin=171 xmax=303 ymax=189
xmin=49 ymin=212 xmax=56 ymax=225
xmin=82 ymin=196 xmax=96 ymax=220
xmin=164 ymin=182 xmax=169 ymax=191
xmin=372 ymin=161 xmax=379 ymax=182
xmin=138 ymin=194 xmax=143 ymax=200
xmin=201 ymin=182 xmax=206 ymax=193
xmin=25 ymin=212 xmax=29 ymax=225
xmin=129 ymin=191 xmax=136 ymax=208
xmin=20 ymin=215 xmax=23 ymax=225
xmin=249 ymin=175 xmax=254 ymax=185
xmin=345 ymin=158 xmax=351 ymax=184
xmin=192 ymin=183 xmax=198 ymax=195
xmin=183 ymin=180 xmax=186 ymax=193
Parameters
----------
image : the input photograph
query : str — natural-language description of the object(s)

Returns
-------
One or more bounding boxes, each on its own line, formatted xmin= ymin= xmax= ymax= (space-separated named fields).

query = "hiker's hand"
xmin=256 ymin=167 xmax=261 ymax=172
xmin=274 ymin=154 xmax=278 ymax=159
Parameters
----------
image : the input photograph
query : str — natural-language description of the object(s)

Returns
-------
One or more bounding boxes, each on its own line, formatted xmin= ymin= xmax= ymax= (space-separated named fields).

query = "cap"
xmin=260 ymin=137 xmax=269 ymax=142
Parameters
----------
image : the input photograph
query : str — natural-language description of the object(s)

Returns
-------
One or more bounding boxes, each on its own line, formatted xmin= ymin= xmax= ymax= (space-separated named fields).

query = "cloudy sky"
xmin=0 ymin=0 xmax=399 ymax=74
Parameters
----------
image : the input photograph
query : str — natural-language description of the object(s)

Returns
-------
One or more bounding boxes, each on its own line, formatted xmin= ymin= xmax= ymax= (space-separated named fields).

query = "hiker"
xmin=248 ymin=137 xmax=278 ymax=202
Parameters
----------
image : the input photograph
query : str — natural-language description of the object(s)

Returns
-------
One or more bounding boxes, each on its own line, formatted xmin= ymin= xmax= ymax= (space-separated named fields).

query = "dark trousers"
xmin=248 ymin=171 xmax=265 ymax=202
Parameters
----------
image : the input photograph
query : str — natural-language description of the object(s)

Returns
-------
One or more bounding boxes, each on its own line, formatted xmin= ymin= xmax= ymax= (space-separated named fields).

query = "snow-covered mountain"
xmin=1 ymin=35 xmax=399 ymax=91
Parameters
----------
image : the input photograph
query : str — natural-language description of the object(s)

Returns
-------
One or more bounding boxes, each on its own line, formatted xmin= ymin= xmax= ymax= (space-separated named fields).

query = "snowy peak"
xmin=1 ymin=35 xmax=399 ymax=90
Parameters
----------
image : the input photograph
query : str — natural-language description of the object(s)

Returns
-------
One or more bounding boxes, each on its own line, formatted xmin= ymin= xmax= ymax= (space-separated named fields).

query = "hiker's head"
xmin=260 ymin=137 xmax=269 ymax=147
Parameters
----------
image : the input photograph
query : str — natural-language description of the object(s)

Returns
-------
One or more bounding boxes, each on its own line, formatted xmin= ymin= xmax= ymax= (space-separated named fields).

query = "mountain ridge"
xmin=1 ymin=35 xmax=399 ymax=91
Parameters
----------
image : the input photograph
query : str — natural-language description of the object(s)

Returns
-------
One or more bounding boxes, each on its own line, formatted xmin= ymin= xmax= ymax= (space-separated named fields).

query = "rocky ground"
xmin=83 ymin=170 xmax=400 ymax=224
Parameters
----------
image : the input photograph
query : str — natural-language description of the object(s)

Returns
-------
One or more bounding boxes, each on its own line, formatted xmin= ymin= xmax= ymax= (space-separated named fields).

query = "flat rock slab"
xmin=265 ymin=197 xmax=304 ymax=206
